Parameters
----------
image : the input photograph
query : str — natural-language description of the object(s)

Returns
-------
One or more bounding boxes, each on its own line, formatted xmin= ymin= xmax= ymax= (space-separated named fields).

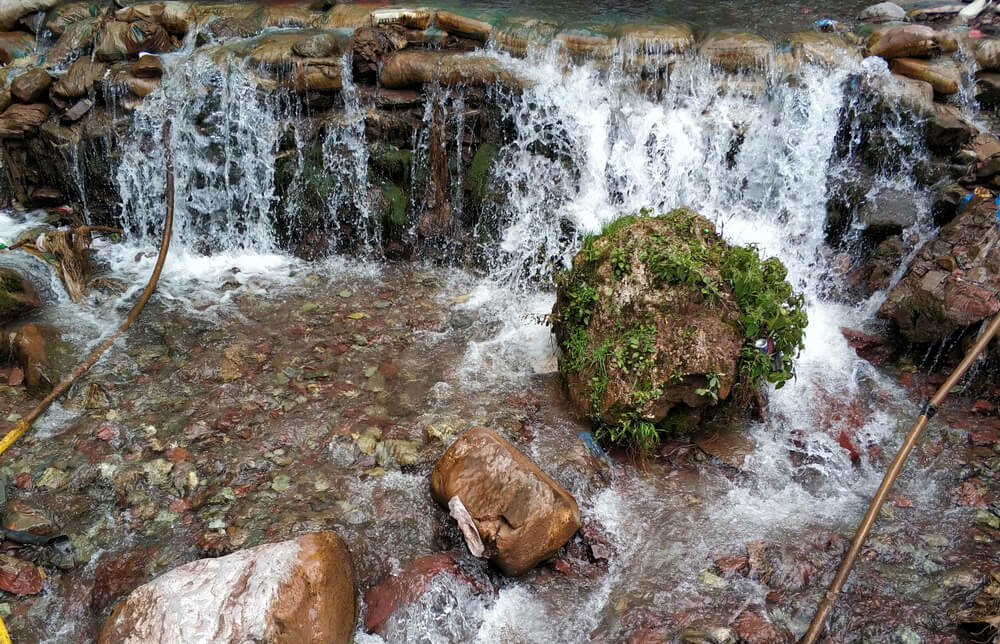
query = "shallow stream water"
xmin=0 ymin=9 xmax=996 ymax=643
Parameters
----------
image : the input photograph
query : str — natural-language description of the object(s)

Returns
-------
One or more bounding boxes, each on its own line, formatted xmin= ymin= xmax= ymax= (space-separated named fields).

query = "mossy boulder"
xmin=0 ymin=268 xmax=42 ymax=325
xmin=551 ymin=209 xmax=807 ymax=450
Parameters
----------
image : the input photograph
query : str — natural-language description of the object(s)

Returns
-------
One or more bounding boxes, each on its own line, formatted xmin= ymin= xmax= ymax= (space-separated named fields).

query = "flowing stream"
xmin=0 ymin=23 xmax=982 ymax=643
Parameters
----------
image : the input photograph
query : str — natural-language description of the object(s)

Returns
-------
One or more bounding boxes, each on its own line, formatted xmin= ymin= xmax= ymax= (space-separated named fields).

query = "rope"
xmin=0 ymin=120 xmax=174 ymax=642
xmin=802 ymin=310 xmax=1000 ymax=643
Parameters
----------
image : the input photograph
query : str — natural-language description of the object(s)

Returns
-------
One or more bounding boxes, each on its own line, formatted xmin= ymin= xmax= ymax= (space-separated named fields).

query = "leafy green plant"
xmin=695 ymin=370 xmax=725 ymax=403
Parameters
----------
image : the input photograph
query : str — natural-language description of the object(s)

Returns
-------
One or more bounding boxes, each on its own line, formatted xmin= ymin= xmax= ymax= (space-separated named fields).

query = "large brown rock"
xmin=10 ymin=67 xmax=52 ymax=103
xmin=44 ymin=17 xmax=98 ymax=67
xmin=8 ymin=323 xmax=51 ymax=396
xmin=879 ymin=190 xmax=1000 ymax=343
xmin=430 ymin=427 xmax=581 ymax=576
xmin=98 ymin=531 xmax=357 ymax=644
xmin=94 ymin=19 xmax=173 ymax=62
xmin=434 ymin=11 xmax=493 ymax=41
xmin=788 ymin=32 xmax=861 ymax=68
xmin=0 ymin=103 xmax=49 ymax=139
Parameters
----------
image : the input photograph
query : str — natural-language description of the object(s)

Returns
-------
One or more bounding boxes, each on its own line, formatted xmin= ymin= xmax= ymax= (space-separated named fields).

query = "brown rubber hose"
xmin=802 ymin=311 xmax=1000 ymax=643
xmin=0 ymin=120 xmax=174 ymax=457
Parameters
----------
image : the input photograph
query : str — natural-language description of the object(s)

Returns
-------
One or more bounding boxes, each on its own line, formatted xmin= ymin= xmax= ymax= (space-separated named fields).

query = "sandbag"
xmin=379 ymin=50 xmax=523 ymax=89
xmin=115 ymin=2 xmax=192 ymax=36
xmin=0 ymin=0 xmax=60 ymax=32
xmin=52 ymin=58 xmax=107 ymax=99
xmin=370 ymin=8 xmax=433 ymax=30
xmin=10 ymin=68 xmax=51 ymax=103
xmin=976 ymin=38 xmax=1000 ymax=72
xmin=352 ymin=26 xmax=408 ymax=75
xmin=618 ymin=23 xmax=695 ymax=56
xmin=434 ymin=11 xmax=492 ymax=41
xmin=256 ymin=6 xmax=325 ymax=29
xmin=699 ymin=32 xmax=775 ymax=71
xmin=324 ymin=4 xmax=373 ymax=29
xmin=44 ymin=2 xmax=97 ymax=36
xmin=130 ymin=54 xmax=163 ymax=78
xmin=556 ymin=30 xmax=616 ymax=59
xmin=0 ymin=103 xmax=50 ymax=139
xmin=44 ymin=17 xmax=96 ymax=67
xmin=0 ymin=31 xmax=34 ymax=64
xmin=94 ymin=20 xmax=173 ymax=62
xmin=288 ymin=59 xmax=342 ymax=92
xmin=492 ymin=17 xmax=558 ymax=57
xmin=866 ymin=25 xmax=942 ymax=59
xmin=246 ymin=32 xmax=307 ymax=67
xmin=788 ymin=32 xmax=861 ymax=68
xmin=125 ymin=73 xmax=160 ymax=97
xmin=890 ymin=57 xmax=961 ymax=94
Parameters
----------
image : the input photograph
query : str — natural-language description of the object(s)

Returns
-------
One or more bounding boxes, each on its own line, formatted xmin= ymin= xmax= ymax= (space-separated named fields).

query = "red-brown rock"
xmin=0 ymin=103 xmax=49 ymax=139
xmin=363 ymin=553 xmax=486 ymax=635
xmin=11 ymin=68 xmax=52 ymax=103
xmin=732 ymin=609 xmax=789 ymax=643
xmin=0 ymin=554 xmax=44 ymax=595
xmin=430 ymin=427 xmax=581 ymax=576
xmin=840 ymin=327 xmax=897 ymax=366
xmin=98 ymin=531 xmax=356 ymax=644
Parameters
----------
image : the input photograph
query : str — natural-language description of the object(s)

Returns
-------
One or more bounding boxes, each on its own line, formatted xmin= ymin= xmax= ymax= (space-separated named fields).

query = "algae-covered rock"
xmin=0 ymin=267 xmax=42 ymax=324
xmin=551 ymin=209 xmax=806 ymax=449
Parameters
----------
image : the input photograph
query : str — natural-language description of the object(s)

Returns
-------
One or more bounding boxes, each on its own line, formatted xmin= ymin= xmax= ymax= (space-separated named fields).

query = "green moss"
xmin=466 ymin=143 xmax=499 ymax=203
xmin=374 ymin=147 xmax=413 ymax=180
xmin=380 ymin=182 xmax=408 ymax=228
xmin=553 ymin=207 xmax=808 ymax=450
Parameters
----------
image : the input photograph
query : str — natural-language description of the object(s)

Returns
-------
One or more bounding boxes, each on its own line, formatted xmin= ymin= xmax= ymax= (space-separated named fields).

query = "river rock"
xmin=976 ymin=38 xmax=1000 ymax=72
xmin=866 ymin=25 xmax=945 ymax=60
xmin=323 ymin=4 xmax=374 ymax=29
xmin=788 ymin=32 xmax=861 ymax=68
xmin=551 ymin=210 xmax=805 ymax=442
xmin=699 ymin=32 xmax=774 ymax=71
xmin=556 ymin=29 xmax=616 ymax=59
xmin=371 ymin=8 xmax=434 ymax=30
xmin=890 ymin=57 xmax=960 ymax=95
xmin=925 ymin=104 xmax=975 ymax=153
xmin=257 ymin=6 xmax=325 ymax=30
xmin=98 ymin=531 xmax=356 ymax=644
xmin=363 ymin=553 xmax=489 ymax=636
xmin=0 ymin=31 xmax=34 ymax=64
xmin=0 ymin=0 xmax=59 ymax=32
xmin=11 ymin=67 xmax=52 ymax=103
xmin=352 ymin=26 xmax=409 ymax=76
xmin=0 ymin=554 xmax=44 ymax=595
xmin=859 ymin=2 xmax=907 ymax=22
xmin=880 ymin=190 xmax=1000 ymax=343
xmin=5 ymin=499 xmax=53 ymax=534
xmin=976 ymin=72 xmax=1000 ymax=107
xmin=858 ymin=187 xmax=919 ymax=236
xmin=0 ymin=268 xmax=42 ymax=324
xmin=430 ymin=427 xmax=581 ymax=576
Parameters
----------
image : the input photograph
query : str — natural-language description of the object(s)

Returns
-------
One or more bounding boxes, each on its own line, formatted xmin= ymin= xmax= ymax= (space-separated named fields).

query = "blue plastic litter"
xmin=813 ymin=18 xmax=838 ymax=31
xmin=579 ymin=431 xmax=613 ymax=465
xmin=994 ymin=196 xmax=1000 ymax=227
xmin=957 ymin=193 xmax=973 ymax=215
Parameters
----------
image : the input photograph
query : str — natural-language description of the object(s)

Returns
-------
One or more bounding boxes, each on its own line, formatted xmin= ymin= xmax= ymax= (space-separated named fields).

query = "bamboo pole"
xmin=802 ymin=311 xmax=1000 ymax=643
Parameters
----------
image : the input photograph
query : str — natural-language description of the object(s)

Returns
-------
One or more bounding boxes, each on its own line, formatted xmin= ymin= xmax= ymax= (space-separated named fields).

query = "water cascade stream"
xmin=0 ymin=11 xmax=989 ymax=642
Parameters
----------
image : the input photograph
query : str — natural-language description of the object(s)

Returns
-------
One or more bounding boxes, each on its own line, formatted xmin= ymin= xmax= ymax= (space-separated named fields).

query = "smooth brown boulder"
xmin=10 ymin=68 xmax=52 ymax=103
xmin=99 ymin=531 xmax=357 ymax=644
xmin=977 ymin=38 xmax=1000 ymax=72
xmin=866 ymin=25 xmax=948 ymax=60
xmin=430 ymin=427 xmax=581 ymax=576
xmin=0 ymin=0 xmax=59 ymax=32
xmin=0 ymin=103 xmax=50 ymax=139
xmin=699 ymin=32 xmax=774 ymax=71
xmin=890 ymin=57 xmax=960 ymax=95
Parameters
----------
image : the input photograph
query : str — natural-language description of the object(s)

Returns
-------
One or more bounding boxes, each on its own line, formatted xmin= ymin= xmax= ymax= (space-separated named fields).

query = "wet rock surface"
xmin=430 ymin=427 xmax=581 ymax=575
xmin=99 ymin=531 xmax=356 ymax=644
